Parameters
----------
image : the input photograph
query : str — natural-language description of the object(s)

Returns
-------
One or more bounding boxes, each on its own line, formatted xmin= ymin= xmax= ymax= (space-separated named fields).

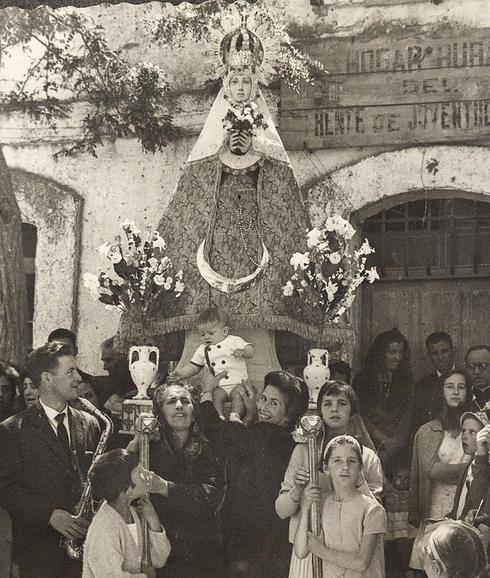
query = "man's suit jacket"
xmin=412 ymin=371 xmax=443 ymax=434
xmin=0 ymin=402 xmax=100 ymax=576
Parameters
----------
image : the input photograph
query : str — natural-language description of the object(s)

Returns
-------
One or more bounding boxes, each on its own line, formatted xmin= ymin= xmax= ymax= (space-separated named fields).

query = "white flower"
xmin=325 ymin=280 xmax=338 ymax=302
xmin=366 ymin=267 xmax=380 ymax=283
xmin=83 ymin=273 xmax=101 ymax=298
xmin=154 ymin=274 xmax=165 ymax=286
xmin=306 ymin=228 xmax=323 ymax=248
xmin=174 ymin=280 xmax=185 ymax=295
xmin=336 ymin=306 xmax=346 ymax=318
xmin=98 ymin=241 xmax=112 ymax=258
xmin=120 ymin=220 xmax=140 ymax=236
xmin=110 ymin=251 xmax=122 ymax=264
xmin=159 ymin=256 xmax=171 ymax=271
xmin=105 ymin=304 xmax=118 ymax=311
xmin=324 ymin=216 xmax=338 ymax=232
xmin=324 ymin=215 xmax=355 ymax=239
xmin=300 ymin=280 xmax=308 ymax=287
xmin=163 ymin=276 xmax=173 ymax=290
xmin=148 ymin=257 xmax=159 ymax=271
xmin=151 ymin=232 xmax=166 ymax=250
xmin=290 ymin=252 xmax=310 ymax=270
xmin=283 ymin=281 xmax=295 ymax=297
xmin=328 ymin=252 xmax=341 ymax=265
xmin=344 ymin=294 xmax=355 ymax=308
xmin=175 ymin=268 xmax=183 ymax=280
xmin=356 ymin=239 xmax=375 ymax=257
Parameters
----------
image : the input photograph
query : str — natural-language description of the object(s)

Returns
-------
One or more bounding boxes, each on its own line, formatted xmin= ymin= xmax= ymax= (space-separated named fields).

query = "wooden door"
xmin=361 ymin=278 xmax=490 ymax=381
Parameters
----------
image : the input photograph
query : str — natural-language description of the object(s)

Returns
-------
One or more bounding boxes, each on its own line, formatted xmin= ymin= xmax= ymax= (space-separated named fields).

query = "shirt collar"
xmin=39 ymin=398 xmax=68 ymax=422
xmin=436 ymin=364 xmax=456 ymax=378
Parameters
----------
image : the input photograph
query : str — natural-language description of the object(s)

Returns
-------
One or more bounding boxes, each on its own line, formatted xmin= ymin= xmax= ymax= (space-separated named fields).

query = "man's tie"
xmin=55 ymin=413 xmax=70 ymax=452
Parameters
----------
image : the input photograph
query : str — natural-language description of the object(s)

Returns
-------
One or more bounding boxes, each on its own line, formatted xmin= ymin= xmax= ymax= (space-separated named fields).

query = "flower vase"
xmin=303 ymin=348 xmax=330 ymax=404
xmin=128 ymin=345 xmax=159 ymax=399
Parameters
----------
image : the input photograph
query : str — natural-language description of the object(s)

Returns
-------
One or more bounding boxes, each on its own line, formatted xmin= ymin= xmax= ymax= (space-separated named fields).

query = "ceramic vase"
xmin=128 ymin=345 xmax=159 ymax=399
xmin=303 ymin=348 xmax=330 ymax=404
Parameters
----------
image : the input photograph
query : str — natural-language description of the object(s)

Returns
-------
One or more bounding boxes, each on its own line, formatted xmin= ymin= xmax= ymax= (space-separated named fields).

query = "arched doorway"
xmin=306 ymin=146 xmax=490 ymax=374
xmin=359 ymin=193 xmax=490 ymax=380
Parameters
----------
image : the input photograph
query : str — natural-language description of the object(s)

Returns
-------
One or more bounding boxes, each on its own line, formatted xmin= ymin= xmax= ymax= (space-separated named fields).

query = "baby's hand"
xmin=232 ymin=348 xmax=246 ymax=358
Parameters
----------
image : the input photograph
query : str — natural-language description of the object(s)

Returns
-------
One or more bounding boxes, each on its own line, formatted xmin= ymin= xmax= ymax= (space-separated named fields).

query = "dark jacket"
xmin=199 ymin=400 xmax=295 ymax=578
xmin=470 ymin=453 xmax=490 ymax=516
xmin=449 ymin=459 xmax=474 ymax=520
xmin=149 ymin=422 xmax=224 ymax=578
xmin=0 ymin=402 xmax=100 ymax=577
xmin=412 ymin=371 xmax=443 ymax=433
xmin=353 ymin=370 xmax=414 ymax=450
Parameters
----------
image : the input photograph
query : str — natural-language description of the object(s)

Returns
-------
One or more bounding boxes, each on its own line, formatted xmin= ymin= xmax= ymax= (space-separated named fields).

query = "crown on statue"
xmin=221 ymin=25 xmax=264 ymax=75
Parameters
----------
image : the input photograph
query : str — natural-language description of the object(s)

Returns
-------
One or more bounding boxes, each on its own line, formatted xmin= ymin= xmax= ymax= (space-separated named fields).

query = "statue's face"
xmin=229 ymin=73 xmax=252 ymax=103
xmin=229 ymin=130 xmax=252 ymax=156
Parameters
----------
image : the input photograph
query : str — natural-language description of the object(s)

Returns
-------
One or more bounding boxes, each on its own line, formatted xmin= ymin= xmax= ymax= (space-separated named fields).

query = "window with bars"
xmin=361 ymin=197 xmax=490 ymax=279
xmin=22 ymin=223 xmax=37 ymax=350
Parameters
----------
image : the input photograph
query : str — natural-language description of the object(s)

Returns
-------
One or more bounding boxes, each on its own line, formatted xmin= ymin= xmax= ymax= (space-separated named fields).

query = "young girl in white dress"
xmin=294 ymin=435 xmax=387 ymax=578
xmin=276 ymin=382 xmax=383 ymax=578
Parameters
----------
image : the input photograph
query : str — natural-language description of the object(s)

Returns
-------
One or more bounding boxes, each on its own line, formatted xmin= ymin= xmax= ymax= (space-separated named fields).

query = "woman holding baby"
xmin=199 ymin=367 xmax=309 ymax=578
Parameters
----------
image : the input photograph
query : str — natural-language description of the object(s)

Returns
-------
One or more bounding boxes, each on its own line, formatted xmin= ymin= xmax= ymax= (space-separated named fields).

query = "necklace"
xmin=235 ymin=187 xmax=264 ymax=267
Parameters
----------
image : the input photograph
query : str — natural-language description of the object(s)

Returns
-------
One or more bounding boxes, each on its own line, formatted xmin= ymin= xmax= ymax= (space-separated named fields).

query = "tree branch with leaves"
xmin=0 ymin=7 xmax=180 ymax=158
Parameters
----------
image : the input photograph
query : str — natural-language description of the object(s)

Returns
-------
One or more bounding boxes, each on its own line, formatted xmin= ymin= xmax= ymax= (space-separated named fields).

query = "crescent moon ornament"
xmin=196 ymin=239 xmax=270 ymax=294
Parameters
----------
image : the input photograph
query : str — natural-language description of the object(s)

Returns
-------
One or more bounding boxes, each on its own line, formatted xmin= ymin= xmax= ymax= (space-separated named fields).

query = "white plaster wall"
xmin=4 ymin=137 xmax=195 ymax=372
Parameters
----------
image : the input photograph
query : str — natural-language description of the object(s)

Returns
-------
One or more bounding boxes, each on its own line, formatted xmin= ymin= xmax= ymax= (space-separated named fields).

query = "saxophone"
xmin=64 ymin=397 xmax=113 ymax=560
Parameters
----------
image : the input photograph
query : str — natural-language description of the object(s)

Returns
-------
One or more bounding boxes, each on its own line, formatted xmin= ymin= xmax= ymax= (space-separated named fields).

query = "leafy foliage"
xmin=0 ymin=7 xmax=178 ymax=158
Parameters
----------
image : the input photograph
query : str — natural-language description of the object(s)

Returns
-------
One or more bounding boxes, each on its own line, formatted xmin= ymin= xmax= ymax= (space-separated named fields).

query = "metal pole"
xmin=135 ymin=412 xmax=158 ymax=578
xmin=300 ymin=415 xmax=324 ymax=578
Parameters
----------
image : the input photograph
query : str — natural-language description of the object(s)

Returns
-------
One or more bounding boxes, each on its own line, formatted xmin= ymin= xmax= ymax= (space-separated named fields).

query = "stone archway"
xmin=306 ymin=145 xmax=490 ymax=368
xmin=11 ymin=169 xmax=82 ymax=348
xmin=307 ymin=145 xmax=490 ymax=225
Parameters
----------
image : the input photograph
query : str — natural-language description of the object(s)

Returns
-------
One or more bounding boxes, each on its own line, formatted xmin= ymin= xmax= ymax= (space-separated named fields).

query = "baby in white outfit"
xmin=173 ymin=307 xmax=254 ymax=422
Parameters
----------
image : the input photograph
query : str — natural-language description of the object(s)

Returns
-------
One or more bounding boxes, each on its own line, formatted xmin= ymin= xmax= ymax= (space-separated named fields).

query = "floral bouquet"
xmin=83 ymin=221 xmax=184 ymax=321
xmin=222 ymin=102 xmax=268 ymax=136
xmin=283 ymin=215 xmax=379 ymax=342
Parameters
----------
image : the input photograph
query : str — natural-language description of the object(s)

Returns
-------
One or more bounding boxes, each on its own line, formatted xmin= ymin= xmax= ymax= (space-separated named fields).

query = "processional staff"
xmin=135 ymin=412 xmax=158 ymax=578
xmin=300 ymin=414 xmax=324 ymax=578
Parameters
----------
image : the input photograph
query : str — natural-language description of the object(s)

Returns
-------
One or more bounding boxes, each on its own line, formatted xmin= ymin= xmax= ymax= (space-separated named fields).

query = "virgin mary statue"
xmin=118 ymin=24 xmax=318 ymax=374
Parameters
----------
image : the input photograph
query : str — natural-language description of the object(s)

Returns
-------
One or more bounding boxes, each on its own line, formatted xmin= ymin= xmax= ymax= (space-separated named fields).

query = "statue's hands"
xmin=232 ymin=348 xmax=246 ymax=358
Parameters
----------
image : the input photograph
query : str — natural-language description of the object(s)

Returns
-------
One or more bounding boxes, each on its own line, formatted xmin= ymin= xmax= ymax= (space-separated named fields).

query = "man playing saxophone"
xmin=0 ymin=341 xmax=101 ymax=578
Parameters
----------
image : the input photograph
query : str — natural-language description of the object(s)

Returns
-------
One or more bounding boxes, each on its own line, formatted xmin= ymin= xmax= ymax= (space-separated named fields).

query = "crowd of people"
xmin=1 ymin=322 xmax=490 ymax=578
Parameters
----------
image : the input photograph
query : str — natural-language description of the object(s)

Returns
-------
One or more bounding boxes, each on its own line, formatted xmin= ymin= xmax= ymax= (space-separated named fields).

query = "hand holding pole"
xmin=135 ymin=412 xmax=158 ymax=578
xmin=300 ymin=414 xmax=324 ymax=578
